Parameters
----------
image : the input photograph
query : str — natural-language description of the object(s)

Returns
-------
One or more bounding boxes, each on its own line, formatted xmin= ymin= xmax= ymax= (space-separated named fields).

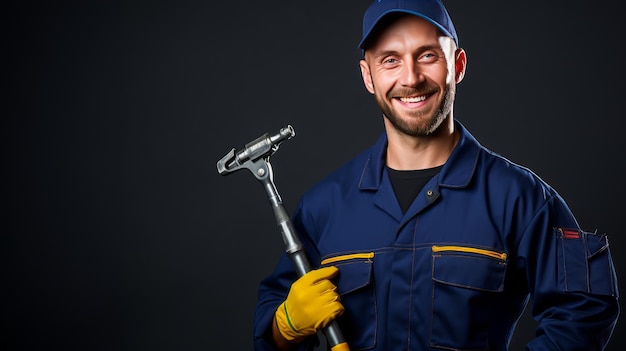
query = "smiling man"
xmin=359 ymin=12 xmax=463 ymax=170
xmin=253 ymin=1 xmax=619 ymax=350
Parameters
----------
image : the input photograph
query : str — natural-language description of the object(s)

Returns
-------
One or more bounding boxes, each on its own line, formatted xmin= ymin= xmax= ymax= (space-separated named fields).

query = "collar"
xmin=358 ymin=120 xmax=481 ymax=190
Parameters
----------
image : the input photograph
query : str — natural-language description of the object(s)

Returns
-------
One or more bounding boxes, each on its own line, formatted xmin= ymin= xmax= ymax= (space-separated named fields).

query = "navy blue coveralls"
xmin=253 ymin=121 xmax=619 ymax=350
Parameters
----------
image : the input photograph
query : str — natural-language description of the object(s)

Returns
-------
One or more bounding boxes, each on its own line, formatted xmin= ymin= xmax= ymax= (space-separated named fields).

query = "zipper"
xmin=432 ymin=245 xmax=507 ymax=261
xmin=321 ymin=252 xmax=375 ymax=265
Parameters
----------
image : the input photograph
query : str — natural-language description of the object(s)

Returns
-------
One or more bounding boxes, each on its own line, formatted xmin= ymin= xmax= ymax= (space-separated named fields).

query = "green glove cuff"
xmin=276 ymin=301 xmax=313 ymax=341
xmin=274 ymin=267 xmax=344 ymax=341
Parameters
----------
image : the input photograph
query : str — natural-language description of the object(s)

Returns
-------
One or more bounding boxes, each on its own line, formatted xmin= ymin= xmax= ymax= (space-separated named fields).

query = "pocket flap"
xmin=321 ymin=252 xmax=374 ymax=295
xmin=433 ymin=254 xmax=506 ymax=292
xmin=329 ymin=259 xmax=373 ymax=295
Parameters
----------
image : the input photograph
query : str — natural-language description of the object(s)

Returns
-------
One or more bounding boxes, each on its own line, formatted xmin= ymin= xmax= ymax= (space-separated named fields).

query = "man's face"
xmin=360 ymin=15 xmax=463 ymax=137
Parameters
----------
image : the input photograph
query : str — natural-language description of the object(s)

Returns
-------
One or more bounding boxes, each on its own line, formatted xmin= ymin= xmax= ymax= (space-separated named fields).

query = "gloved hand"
xmin=274 ymin=266 xmax=344 ymax=342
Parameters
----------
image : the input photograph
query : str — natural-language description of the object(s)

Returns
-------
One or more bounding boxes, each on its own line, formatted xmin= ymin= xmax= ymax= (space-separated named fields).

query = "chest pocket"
xmin=321 ymin=253 xmax=376 ymax=350
xmin=430 ymin=245 xmax=507 ymax=350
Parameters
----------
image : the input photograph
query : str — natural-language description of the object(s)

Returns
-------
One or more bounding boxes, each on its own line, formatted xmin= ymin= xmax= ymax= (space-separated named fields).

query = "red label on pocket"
xmin=563 ymin=229 xmax=580 ymax=239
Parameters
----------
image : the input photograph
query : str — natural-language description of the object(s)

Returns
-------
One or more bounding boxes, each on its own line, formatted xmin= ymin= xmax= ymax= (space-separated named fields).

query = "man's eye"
xmin=383 ymin=58 xmax=398 ymax=64
xmin=420 ymin=53 xmax=437 ymax=61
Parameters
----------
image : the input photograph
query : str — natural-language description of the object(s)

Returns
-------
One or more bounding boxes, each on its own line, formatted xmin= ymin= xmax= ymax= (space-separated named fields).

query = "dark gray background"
xmin=4 ymin=1 xmax=623 ymax=350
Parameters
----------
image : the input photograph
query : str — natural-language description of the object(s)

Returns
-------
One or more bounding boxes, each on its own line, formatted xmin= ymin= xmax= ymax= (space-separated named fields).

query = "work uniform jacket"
xmin=253 ymin=121 xmax=619 ymax=350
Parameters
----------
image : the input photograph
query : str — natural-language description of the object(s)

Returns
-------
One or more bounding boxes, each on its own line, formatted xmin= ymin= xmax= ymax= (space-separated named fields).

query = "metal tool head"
xmin=216 ymin=125 xmax=295 ymax=176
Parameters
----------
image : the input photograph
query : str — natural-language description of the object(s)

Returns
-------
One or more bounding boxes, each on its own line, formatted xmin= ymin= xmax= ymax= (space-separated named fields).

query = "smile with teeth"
xmin=399 ymin=95 xmax=427 ymax=103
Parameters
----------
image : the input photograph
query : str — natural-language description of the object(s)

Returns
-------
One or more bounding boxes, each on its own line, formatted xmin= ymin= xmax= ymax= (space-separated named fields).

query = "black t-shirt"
xmin=387 ymin=165 xmax=443 ymax=213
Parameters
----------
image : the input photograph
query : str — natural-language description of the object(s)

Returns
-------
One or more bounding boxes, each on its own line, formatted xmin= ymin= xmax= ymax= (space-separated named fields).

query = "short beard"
xmin=378 ymin=82 xmax=456 ymax=137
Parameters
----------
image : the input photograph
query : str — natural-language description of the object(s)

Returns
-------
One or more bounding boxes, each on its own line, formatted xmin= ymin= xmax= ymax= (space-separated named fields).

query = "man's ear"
xmin=359 ymin=59 xmax=375 ymax=94
xmin=454 ymin=48 xmax=467 ymax=83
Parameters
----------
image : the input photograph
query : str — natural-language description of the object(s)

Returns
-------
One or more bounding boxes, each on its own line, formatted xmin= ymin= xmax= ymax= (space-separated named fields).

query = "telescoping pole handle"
xmin=270 ymin=194 xmax=349 ymax=351
xmin=217 ymin=125 xmax=349 ymax=351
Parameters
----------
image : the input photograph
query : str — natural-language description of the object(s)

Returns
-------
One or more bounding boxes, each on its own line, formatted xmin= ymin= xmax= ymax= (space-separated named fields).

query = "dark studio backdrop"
xmin=4 ymin=0 xmax=624 ymax=350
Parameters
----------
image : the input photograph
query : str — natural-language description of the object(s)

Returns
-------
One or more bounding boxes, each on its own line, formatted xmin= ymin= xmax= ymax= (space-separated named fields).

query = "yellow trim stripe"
xmin=321 ymin=252 xmax=374 ymax=265
xmin=432 ymin=245 xmax=507 ymax=261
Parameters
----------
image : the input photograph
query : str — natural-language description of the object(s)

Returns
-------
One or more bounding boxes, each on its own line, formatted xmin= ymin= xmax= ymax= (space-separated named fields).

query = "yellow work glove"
xmin=275 ymin=266 xmax=344 ymax=342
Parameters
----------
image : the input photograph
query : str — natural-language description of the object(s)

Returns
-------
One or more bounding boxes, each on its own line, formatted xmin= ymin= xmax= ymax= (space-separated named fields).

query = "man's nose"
xmin=399 ymin=61 xmax=423 ymax=87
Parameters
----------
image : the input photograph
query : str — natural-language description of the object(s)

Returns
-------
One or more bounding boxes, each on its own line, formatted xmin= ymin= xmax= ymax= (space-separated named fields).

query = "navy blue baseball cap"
xmin=358 ymin=0 xmax=458 ymax=50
